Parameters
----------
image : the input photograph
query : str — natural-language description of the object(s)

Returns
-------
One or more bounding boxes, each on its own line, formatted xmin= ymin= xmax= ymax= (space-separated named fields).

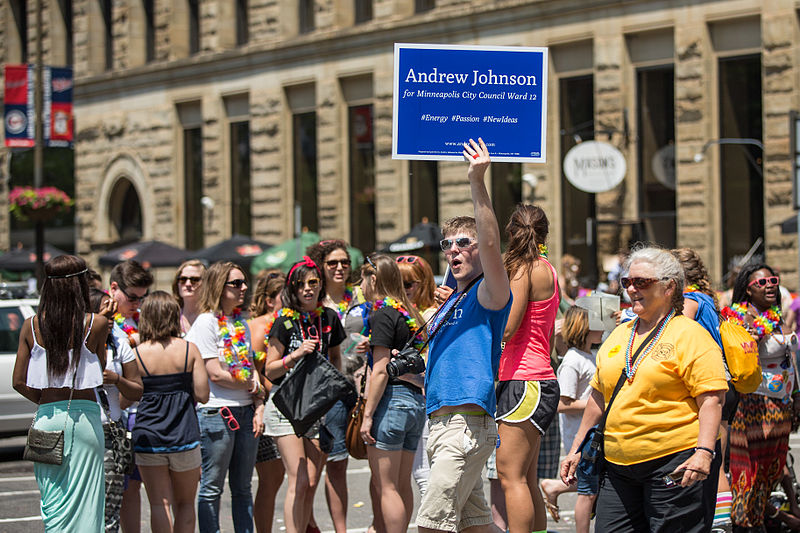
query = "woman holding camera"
xmin=359 ymin=254 xmax=427 ymax=533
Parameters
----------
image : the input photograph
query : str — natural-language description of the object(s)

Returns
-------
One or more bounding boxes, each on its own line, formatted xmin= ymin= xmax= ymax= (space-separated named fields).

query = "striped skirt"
xmin=33 ymin=399 xmax=105 ymax=532
xmin=729 ymin=392 xmax=792 ymax=527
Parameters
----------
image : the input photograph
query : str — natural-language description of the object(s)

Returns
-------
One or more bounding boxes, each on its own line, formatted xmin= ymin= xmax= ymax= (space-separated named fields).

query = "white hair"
xmin=624 ymin=246 xmax=685 ymax=313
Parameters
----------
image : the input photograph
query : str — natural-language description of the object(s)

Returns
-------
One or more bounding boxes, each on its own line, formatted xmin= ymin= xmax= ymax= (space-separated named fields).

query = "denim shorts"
xmin=371 ymin=383 xmax=425 ymax=452
xmin=323 ymin=400 xmax=349 ymax=462
xmin=577 ymin=462 xmax=599 ymax=495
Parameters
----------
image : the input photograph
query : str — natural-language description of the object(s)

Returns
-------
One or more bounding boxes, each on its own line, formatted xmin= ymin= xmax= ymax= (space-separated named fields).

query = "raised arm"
xmin=462 ymin=137 xmax=510 ymax=311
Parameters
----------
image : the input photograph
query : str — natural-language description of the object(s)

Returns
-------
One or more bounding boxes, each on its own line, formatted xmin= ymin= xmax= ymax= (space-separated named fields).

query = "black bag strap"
xmin=597 ymin=319 xmax=663 ymax=434
xmin=404 ymin=274 xmax=484 ymax=353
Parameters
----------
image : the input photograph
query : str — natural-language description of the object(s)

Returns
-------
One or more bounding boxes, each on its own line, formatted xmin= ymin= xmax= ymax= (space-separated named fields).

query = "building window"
xmin=10 ymin=0 xmax=28 ymax=63
xmin=236 ymin=0 xmax=248 ymax=45
xmin=230 ymin=121 xmax=251 ymax=236
xmin=293 ymin=112 xmax=318 ymax=233
xmin=719 ymin=54 xmax=763 ymax=272
xmin=354 ymin=0 xmax=372 ymax=23
xmin=299 ymin=0 xmax=314 ymax=34
xmin=415 ymin=0 xmax=434 ymax=13
xmin=349 ymin=104 xmax=375 ymax=255
xmin=110 ymin=178 xmax=143 ymax=242
xmin=144 ymin=0 xmax=155 ymax=62
xmin=184 ymin=127 xmax=204 ymax=249
xmin=101 ymin=0 xmax=113 ymax=70
xmin=188 ymin=0 xmax=200 ymax=54
xmin=59 ymin=0 xmax=73 ymax=65
xmin=637 ymin=66 xmax=675 ymax=249
xmin=491 ymin=163 xmax=521 ymax=239
xmin=560 ymin=75 xmax=597 ymax=283
xmin=410 ymin=161 xmax=438 ymax=227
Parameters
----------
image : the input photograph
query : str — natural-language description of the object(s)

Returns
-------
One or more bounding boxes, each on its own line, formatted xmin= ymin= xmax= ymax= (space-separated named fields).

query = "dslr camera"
xmin=386 ymin=347 xmax=426 ymax=378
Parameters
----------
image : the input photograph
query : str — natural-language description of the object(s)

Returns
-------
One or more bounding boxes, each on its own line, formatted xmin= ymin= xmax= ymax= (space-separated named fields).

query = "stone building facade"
xmin=1 ymin=0 xmax=798 ymax=288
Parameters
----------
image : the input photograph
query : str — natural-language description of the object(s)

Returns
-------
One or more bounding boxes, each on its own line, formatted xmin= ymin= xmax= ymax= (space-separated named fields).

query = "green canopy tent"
xmin=250 ymin=232 xmax=364 ymax=276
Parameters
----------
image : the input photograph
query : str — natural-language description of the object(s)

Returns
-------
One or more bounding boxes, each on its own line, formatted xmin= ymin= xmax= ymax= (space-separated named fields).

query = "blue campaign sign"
xmin=392 ymin=43 xmax=548 ymax=163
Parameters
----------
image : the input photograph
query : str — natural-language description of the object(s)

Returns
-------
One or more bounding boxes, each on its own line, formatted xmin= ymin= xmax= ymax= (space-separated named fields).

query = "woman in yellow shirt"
xmin=561 ymin=246 xmax=727 ymax=532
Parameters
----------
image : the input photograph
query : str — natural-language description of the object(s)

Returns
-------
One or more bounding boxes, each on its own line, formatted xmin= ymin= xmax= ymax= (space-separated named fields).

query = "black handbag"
xmin=24 ymin=371 xmax=76 ymax=466
xmin=577 ymin=321 xmax=663 ymax=476
xmin=272 ymin=350 xmax=356 ymax=437
xmin=97 ymin=387 xmax=135 ymax=476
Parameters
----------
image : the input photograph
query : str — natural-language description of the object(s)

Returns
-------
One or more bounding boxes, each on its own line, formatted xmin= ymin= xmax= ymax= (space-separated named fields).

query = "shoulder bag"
xmin=577 ymin=320 xmax=662 ymax=477
xmin=24 ymin=370 xmax=76 ymax=466
xmin=97 ymin=386 xmax=135 ymax=475
xmin=345 ymin=368 xmax=368 ymax=459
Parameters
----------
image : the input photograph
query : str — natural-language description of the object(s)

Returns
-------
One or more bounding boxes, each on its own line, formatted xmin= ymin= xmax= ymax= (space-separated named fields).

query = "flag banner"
xmin=392 ymin=44 xmax=548 ymax=163
xmin=4 ymin=64 xmax=35 ymax=148
xmin=48 ymin=66 xmax=74 ymax=147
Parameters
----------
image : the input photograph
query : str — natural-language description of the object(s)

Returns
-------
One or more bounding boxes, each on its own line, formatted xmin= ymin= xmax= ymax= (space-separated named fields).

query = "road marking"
xmin=0 ymin=515 xmax=41 ymax=523
xmin=0 ymin=475 xmax=35 ymax=482
xmin=0 ymin=489 xmax=39 ymax=497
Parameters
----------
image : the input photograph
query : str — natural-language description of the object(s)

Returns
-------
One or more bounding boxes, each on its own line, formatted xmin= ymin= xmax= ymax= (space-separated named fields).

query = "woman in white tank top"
xmin=12 ymin=254 xmax=109 ymax=532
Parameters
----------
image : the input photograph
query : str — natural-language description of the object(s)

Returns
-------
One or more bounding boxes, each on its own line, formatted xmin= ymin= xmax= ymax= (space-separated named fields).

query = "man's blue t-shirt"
xmin=425 ymin=279 xmax=512 ymax=416
xmin=684 ymin=291 xmax=722 ymax=348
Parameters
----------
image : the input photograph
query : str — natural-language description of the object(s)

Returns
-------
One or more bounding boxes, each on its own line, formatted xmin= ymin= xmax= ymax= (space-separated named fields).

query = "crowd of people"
xmin=10 ymin=137 xmax=800 ymax=533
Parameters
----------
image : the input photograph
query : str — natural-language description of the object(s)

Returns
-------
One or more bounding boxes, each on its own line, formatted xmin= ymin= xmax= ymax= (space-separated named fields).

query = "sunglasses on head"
xmin=178 ymin=276 xmax=201 ymax=285
xmin=297 ymin=278 xmax=320 ymax=289
xmin=219 ymin=406 xmax=239 ymax=431
xmin=364 ymin=256 xmax=377 ymax=270
xmin=620 ymin=277 xmax=669 ymax=290
xmin=225 ymin=279 xmax=247 ymax=288
xmin=396 ymin=256 xmax=419 ymax=263
xmin=325 ymin=259 xmax=351 ymax=268
xmin=748 ymin=276 xmax=779 ymax=288
xmin=119 ymin=286 xmax=148 ymax=303
xmin=440 ymin=237 xmax=474 ymax=251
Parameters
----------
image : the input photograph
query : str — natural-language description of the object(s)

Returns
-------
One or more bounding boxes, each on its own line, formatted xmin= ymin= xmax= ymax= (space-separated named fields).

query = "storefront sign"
xmin=392 ymin=43 xmax=548 ymax=163
xmin=563 ymin=141 xmax=626 ymax=193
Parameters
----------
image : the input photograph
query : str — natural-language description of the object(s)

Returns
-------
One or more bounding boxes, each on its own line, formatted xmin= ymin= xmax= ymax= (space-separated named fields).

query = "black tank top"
xmin=132 ymin=342 xmax=200 ymax=453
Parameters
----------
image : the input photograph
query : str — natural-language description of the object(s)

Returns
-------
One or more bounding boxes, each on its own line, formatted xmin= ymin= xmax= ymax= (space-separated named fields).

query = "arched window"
xmin=108 ymin=177 xmax=142 ymax=242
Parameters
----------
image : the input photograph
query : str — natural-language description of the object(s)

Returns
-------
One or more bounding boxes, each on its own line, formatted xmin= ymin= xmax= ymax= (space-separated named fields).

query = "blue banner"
xmin=392 ymin=44 xmax=548 ymax=163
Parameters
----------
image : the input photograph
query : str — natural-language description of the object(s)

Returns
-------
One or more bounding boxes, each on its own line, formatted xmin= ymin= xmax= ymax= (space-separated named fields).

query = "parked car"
xmin=0 ymin=299 xmax=38 ymax=437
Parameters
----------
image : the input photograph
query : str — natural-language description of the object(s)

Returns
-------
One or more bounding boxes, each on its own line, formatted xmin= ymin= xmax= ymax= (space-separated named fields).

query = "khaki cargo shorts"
xmin=416 ymin=413 xmax=497 ymax=531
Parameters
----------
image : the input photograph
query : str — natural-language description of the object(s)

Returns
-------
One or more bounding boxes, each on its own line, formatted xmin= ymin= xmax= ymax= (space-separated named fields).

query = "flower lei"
xmin=624 ymin=310 xmax=675 ymax=383
xmin=537 ymin=243 xmax=548 ymax=257
xmin=254 ymin=310 xmax=280 ymax=364
xmin=721 ymin=302 xmax=782 ymax=340
xmin=277 ymin=306 xmax=324 ymax=322
xmin=335 ymin=285 xmax=355 ymax=319
xmin=216 ymin=308 xmax=253 ymax=381
xmin=684 ymin=284 xmax=701 ymax=293
xmin=114 ymin=312 xmax=138 ymax=347
xmin=371 ymin=297 xmax=425 ymax=351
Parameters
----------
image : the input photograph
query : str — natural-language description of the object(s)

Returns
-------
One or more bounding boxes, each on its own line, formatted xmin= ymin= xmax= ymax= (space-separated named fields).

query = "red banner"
xmin=4 ymin=65 xmax=34 ymax=147
xmin=3 ymin=64 xmax=73 ymax=148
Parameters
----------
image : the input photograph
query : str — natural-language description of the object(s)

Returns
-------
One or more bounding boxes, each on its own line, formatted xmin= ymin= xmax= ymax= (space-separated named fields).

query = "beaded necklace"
xmin=371 ymin=297 xmax=425 ymax=351
xmin=334 ymin=285 xmax=355 ymax=320
xmin=624 ymin=309 xmax=675 ymax=383
xmin=114 ymin=312 xmax=138 ymax=347
xmin=216 ymin=307 xmax=253 ymax=382
xmin=721 ymin=302 xmax=782 ymax=340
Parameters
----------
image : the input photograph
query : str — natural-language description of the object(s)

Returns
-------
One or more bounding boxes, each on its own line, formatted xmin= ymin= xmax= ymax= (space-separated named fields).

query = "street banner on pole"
xmin=3 ymin=64 xmax=73 ymax=148
xmin=392 ymin=43 xmax=548 ymax=163
xmin=4 ymin=64 xmax=35 ymax=148
xmin=47 ymin=66 xmax=74 ymax=147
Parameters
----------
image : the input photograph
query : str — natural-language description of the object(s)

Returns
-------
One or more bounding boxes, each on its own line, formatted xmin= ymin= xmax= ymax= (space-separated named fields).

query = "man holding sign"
xmin=418 ymin=138 xmax=512 ymax=533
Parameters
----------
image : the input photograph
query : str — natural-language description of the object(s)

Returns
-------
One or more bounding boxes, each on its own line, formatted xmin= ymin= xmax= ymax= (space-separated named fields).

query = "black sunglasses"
xmin=178 ymin=276 xmax=202 ymax=285
xmin=119 ymin=286 xmax=148 ymax=303
xmin=325 ymin=259 xmax=351 ymax=268
xmin=620 ymin=277 xmax=669 ymax=290
xmin=403 ymin=280 xmax=419 ymax=290
xmin=225 ymin=279 xmax=247 ymax=288
xmin=440 ymin=237 xmax=474 ymax=251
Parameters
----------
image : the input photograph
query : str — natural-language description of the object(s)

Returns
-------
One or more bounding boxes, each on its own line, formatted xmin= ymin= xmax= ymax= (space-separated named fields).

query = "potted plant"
xmin=9 ymin=186 xmax=74 ymax=222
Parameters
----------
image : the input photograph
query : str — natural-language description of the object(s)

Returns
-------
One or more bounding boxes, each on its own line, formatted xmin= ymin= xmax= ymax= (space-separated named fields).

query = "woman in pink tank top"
xmin=495 ymin=205 xmax=561 ymax=533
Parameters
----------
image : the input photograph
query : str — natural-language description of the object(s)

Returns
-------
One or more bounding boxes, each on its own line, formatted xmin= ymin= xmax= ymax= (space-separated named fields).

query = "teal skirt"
xmin=33 ymin=399 xmax=105 ymax=532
